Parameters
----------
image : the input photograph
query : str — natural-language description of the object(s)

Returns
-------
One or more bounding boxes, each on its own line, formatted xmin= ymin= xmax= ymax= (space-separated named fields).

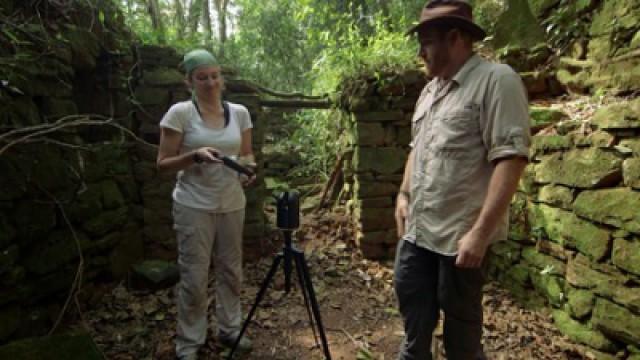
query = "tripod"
xmin=227 ymin=193 xmax=332 ymax=360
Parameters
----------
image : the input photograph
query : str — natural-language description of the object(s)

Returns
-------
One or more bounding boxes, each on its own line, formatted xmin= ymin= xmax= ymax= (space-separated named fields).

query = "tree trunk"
xmin=188 ymin=0 xmax=203 ymax=38
xmin=201 ymin=0 xmax=213 ymax=48
xmin=174 ymin=0 xmax=186 ymax=39
xmin=213 ymin=0 xmax=229 ymax=58
xmin=147 ymin=0 xmax=166 ymax=43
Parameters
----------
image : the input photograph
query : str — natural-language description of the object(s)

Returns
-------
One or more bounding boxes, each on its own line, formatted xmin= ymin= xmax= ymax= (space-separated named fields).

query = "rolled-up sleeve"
xmin=482 ymin=68 xmax=531 ymax=162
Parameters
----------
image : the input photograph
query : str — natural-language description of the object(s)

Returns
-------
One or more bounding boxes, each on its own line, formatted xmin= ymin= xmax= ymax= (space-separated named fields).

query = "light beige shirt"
xmin=160 ymin=101 xmax=253 ymax=212
xmin=403 ymin=54 xmax=530 ymax=255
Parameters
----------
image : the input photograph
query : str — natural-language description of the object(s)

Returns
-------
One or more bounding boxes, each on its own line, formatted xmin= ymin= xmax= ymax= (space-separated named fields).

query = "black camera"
xmin=276 ymin=191 xmax=300 ymax=230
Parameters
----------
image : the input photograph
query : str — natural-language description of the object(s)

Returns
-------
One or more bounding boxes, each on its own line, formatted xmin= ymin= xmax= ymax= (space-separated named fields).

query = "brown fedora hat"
xmin=406 ymin=0 xmax=486 ymax=41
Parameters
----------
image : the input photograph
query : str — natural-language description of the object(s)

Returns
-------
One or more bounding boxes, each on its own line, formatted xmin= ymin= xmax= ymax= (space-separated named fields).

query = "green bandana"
xmin=181 ymin=49 xmax=218 ymax=75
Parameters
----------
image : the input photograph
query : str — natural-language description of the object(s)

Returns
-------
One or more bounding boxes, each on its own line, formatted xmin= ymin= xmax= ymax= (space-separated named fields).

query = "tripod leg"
xmin=227 ymin=254 xmax=283 ymax=360
xmin=295 ymin=253 xmax=333 ymax=360
xmin=293 ymin=252 xmax=320 ymax=343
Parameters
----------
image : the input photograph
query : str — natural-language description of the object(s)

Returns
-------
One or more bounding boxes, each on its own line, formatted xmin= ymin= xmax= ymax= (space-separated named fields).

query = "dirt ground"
xmin=74 ymin=208 xmax=606 ymax=360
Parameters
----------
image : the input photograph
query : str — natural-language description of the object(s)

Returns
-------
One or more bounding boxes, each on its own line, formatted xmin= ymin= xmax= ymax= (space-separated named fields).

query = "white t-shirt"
xmin=159 ymin=100 xmax=253 ymax=212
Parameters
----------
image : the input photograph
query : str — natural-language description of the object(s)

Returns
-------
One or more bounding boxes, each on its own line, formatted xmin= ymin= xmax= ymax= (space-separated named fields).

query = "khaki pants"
xmin=173 ymin=202 xmax=245 ymax=357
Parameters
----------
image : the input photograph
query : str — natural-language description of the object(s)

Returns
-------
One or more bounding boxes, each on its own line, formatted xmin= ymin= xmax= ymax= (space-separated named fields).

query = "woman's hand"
xmin=193 ymin=147 xmax=222 ymax=163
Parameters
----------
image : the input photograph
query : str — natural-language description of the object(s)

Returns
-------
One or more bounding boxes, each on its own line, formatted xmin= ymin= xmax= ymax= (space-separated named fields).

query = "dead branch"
xmin=0 ymin=114 xmax=156 ymax=157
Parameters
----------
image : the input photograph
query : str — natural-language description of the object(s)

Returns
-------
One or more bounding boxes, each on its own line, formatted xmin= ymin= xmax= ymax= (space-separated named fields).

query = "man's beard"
xmin=425 ymin=51 xmax=450 ymax=78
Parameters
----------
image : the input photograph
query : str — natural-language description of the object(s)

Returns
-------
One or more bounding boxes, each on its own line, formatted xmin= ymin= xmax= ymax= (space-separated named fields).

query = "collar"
xmin=451 ymin=53 xmax=482 ymax=86
xmin=423 ymin=53 xmax=482 ymax=95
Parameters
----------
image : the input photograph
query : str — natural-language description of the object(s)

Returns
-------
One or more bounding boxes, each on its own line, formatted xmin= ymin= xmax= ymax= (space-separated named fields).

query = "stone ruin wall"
xmin=0 ymin=29 xmax=268 ymax=345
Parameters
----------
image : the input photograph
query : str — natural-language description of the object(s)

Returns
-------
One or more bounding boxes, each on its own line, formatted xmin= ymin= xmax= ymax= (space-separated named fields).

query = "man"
xmin=393 ymin=1 xmax=531 ymax=359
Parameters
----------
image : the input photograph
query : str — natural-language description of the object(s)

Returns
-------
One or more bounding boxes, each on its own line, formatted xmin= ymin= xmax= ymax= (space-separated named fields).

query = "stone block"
xmin=100 ymin=180 xmax=125 ymax=210
xmin=134 ymin=86 xmax=170 ymax=106
xmin=355 ymin=147 xmax=406 ymax=175
xmin=490 ymin=240 xmax=522 ymax=265
xmin=357 ymin=207 xmax=395 ymax=232
xmin=109 ymin=230 xmax=144 ymax=279
xmin=14 ymin=202 xmax=56 ymax=245
xmin=397 ymin=126 xmax=411 ymax=145
xmin=592 ymin=98 xmax=640 ymax=130
xmin=493 ymin=0 xmax=546 ymax=49
xmin=354 ymin=111 xmax=405 ymax=123
xmin=566 ymin=255 xmax=629 ymax=299
xmin=552 ymin=309 xmax=617 ymax=352
xmin=534 ymin=148 xmax=622 ymax=189
xmin=574 ymin=188 xmax=640 ymax=234
xmin=572 ymin=130 xmax=615 ymax=148
xmin=384 ymin=126 xmax=397 ymax=144
xmin=536 ymin=239 xmax=573 ymax=261
xmin=567 ymin=287 xmax=595 ymax=319
xmin=356 ymin=122 xmax=385 ymax=146
xmin=528 ymin=203 xmax=610 ymax=261
xmin=530 ymin=272 xmax=565 ymax=306
xmin=137 ymin=45 xmax=181 ymax=67
xmin=623 ymin=158 xmax=640 ymax=189
xmin=537 ymin=185 xmax=573 ymax=209
xmin=24 ymin=230 xmax=91 ymax=275
xmin=530 ymin=106 xmax=568 ymax=131
xmin=142 ymin=68 xmax=184 ymax=86
xmin=129 ymin=260 xmax=179 ymax=291
xmin=355 ymin=181 xmax=397 ymax=198
xmin=505 ymin=263 xmax=530 ymax=285
xmin=612 ymin=237 xmax=640 ymax=276
xmin=592 ymin=298 xmax=640 ymax=345
xmin=82 ymin=207 xmax=129 ymax=237
xmin=531 ymin=135 xmax=572 ymax=157
xmin=522 ymin=246 xmax=566 ymax=276
xmin=620 ymin=139 xmax=640 ymax=157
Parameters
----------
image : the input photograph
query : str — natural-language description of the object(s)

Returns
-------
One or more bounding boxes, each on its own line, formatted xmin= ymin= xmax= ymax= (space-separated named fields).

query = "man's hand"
xmin=395 ymin=192 xmax=409 ymax=238
xmin=455 ymin=230 xmax=489 ymax=268
xmin=241 ymin=173 xmax=256 ymax=187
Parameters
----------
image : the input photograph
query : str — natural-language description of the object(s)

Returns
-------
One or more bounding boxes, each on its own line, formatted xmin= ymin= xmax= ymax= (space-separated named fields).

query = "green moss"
xmin=593 ymin=298 xmax=640 ymax=345
xmin=567 ymin=287 xmax=595 ymax=319
xmin=493 ymin=0 xmax=547 ymax=49
xmin=574 ymin=188 xmax=640 ymax=234
xmin=592 ymin=98 xmax=640 ymax=130
xmin=552 ymin=309 xmax=617 ymax=351
xmin=534 ymin=148 xmax=622 ymax=189
xmin=0 ymin=332 xmax=103 ymax=360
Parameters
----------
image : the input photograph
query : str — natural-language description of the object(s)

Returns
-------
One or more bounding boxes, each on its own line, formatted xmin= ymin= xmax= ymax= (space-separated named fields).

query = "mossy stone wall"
xmin=341 ymin=66 xmax=640 ymax=357
xmin=492 ymin=98 xmax=640 ymax=358
xmin=0 ymin=4 xmax=268 ymax=345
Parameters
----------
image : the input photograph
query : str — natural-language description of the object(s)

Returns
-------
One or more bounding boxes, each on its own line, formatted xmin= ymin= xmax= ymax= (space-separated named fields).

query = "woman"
xmin=157 ymin=49 xmax=255 ymax=360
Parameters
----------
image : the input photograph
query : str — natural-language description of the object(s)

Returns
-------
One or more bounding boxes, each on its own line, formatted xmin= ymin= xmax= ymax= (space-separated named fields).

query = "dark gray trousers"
xmin=394 ymin=240 xmax=488 ymax=360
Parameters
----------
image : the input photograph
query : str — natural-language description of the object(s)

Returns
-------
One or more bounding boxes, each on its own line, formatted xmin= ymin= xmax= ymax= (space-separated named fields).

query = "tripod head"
xmin=275 ymin=191 xmax=300 ymax=230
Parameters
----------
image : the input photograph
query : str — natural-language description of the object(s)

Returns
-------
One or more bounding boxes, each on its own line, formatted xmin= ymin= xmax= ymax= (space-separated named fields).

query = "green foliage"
xmin=540 ymin=0 xmax=590 ymax=51
xmin=310 ymin=20 xmax=417 ymax=95
xmin=469 ymin=0 xmax=505 ymax=37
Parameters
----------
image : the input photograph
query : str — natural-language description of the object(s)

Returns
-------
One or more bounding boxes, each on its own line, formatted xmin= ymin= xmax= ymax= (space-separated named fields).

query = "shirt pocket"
xmin=432 ymin=106 xmax=480 ymax=154
xmin=411 ymin=107 xmax=427 ymax=142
